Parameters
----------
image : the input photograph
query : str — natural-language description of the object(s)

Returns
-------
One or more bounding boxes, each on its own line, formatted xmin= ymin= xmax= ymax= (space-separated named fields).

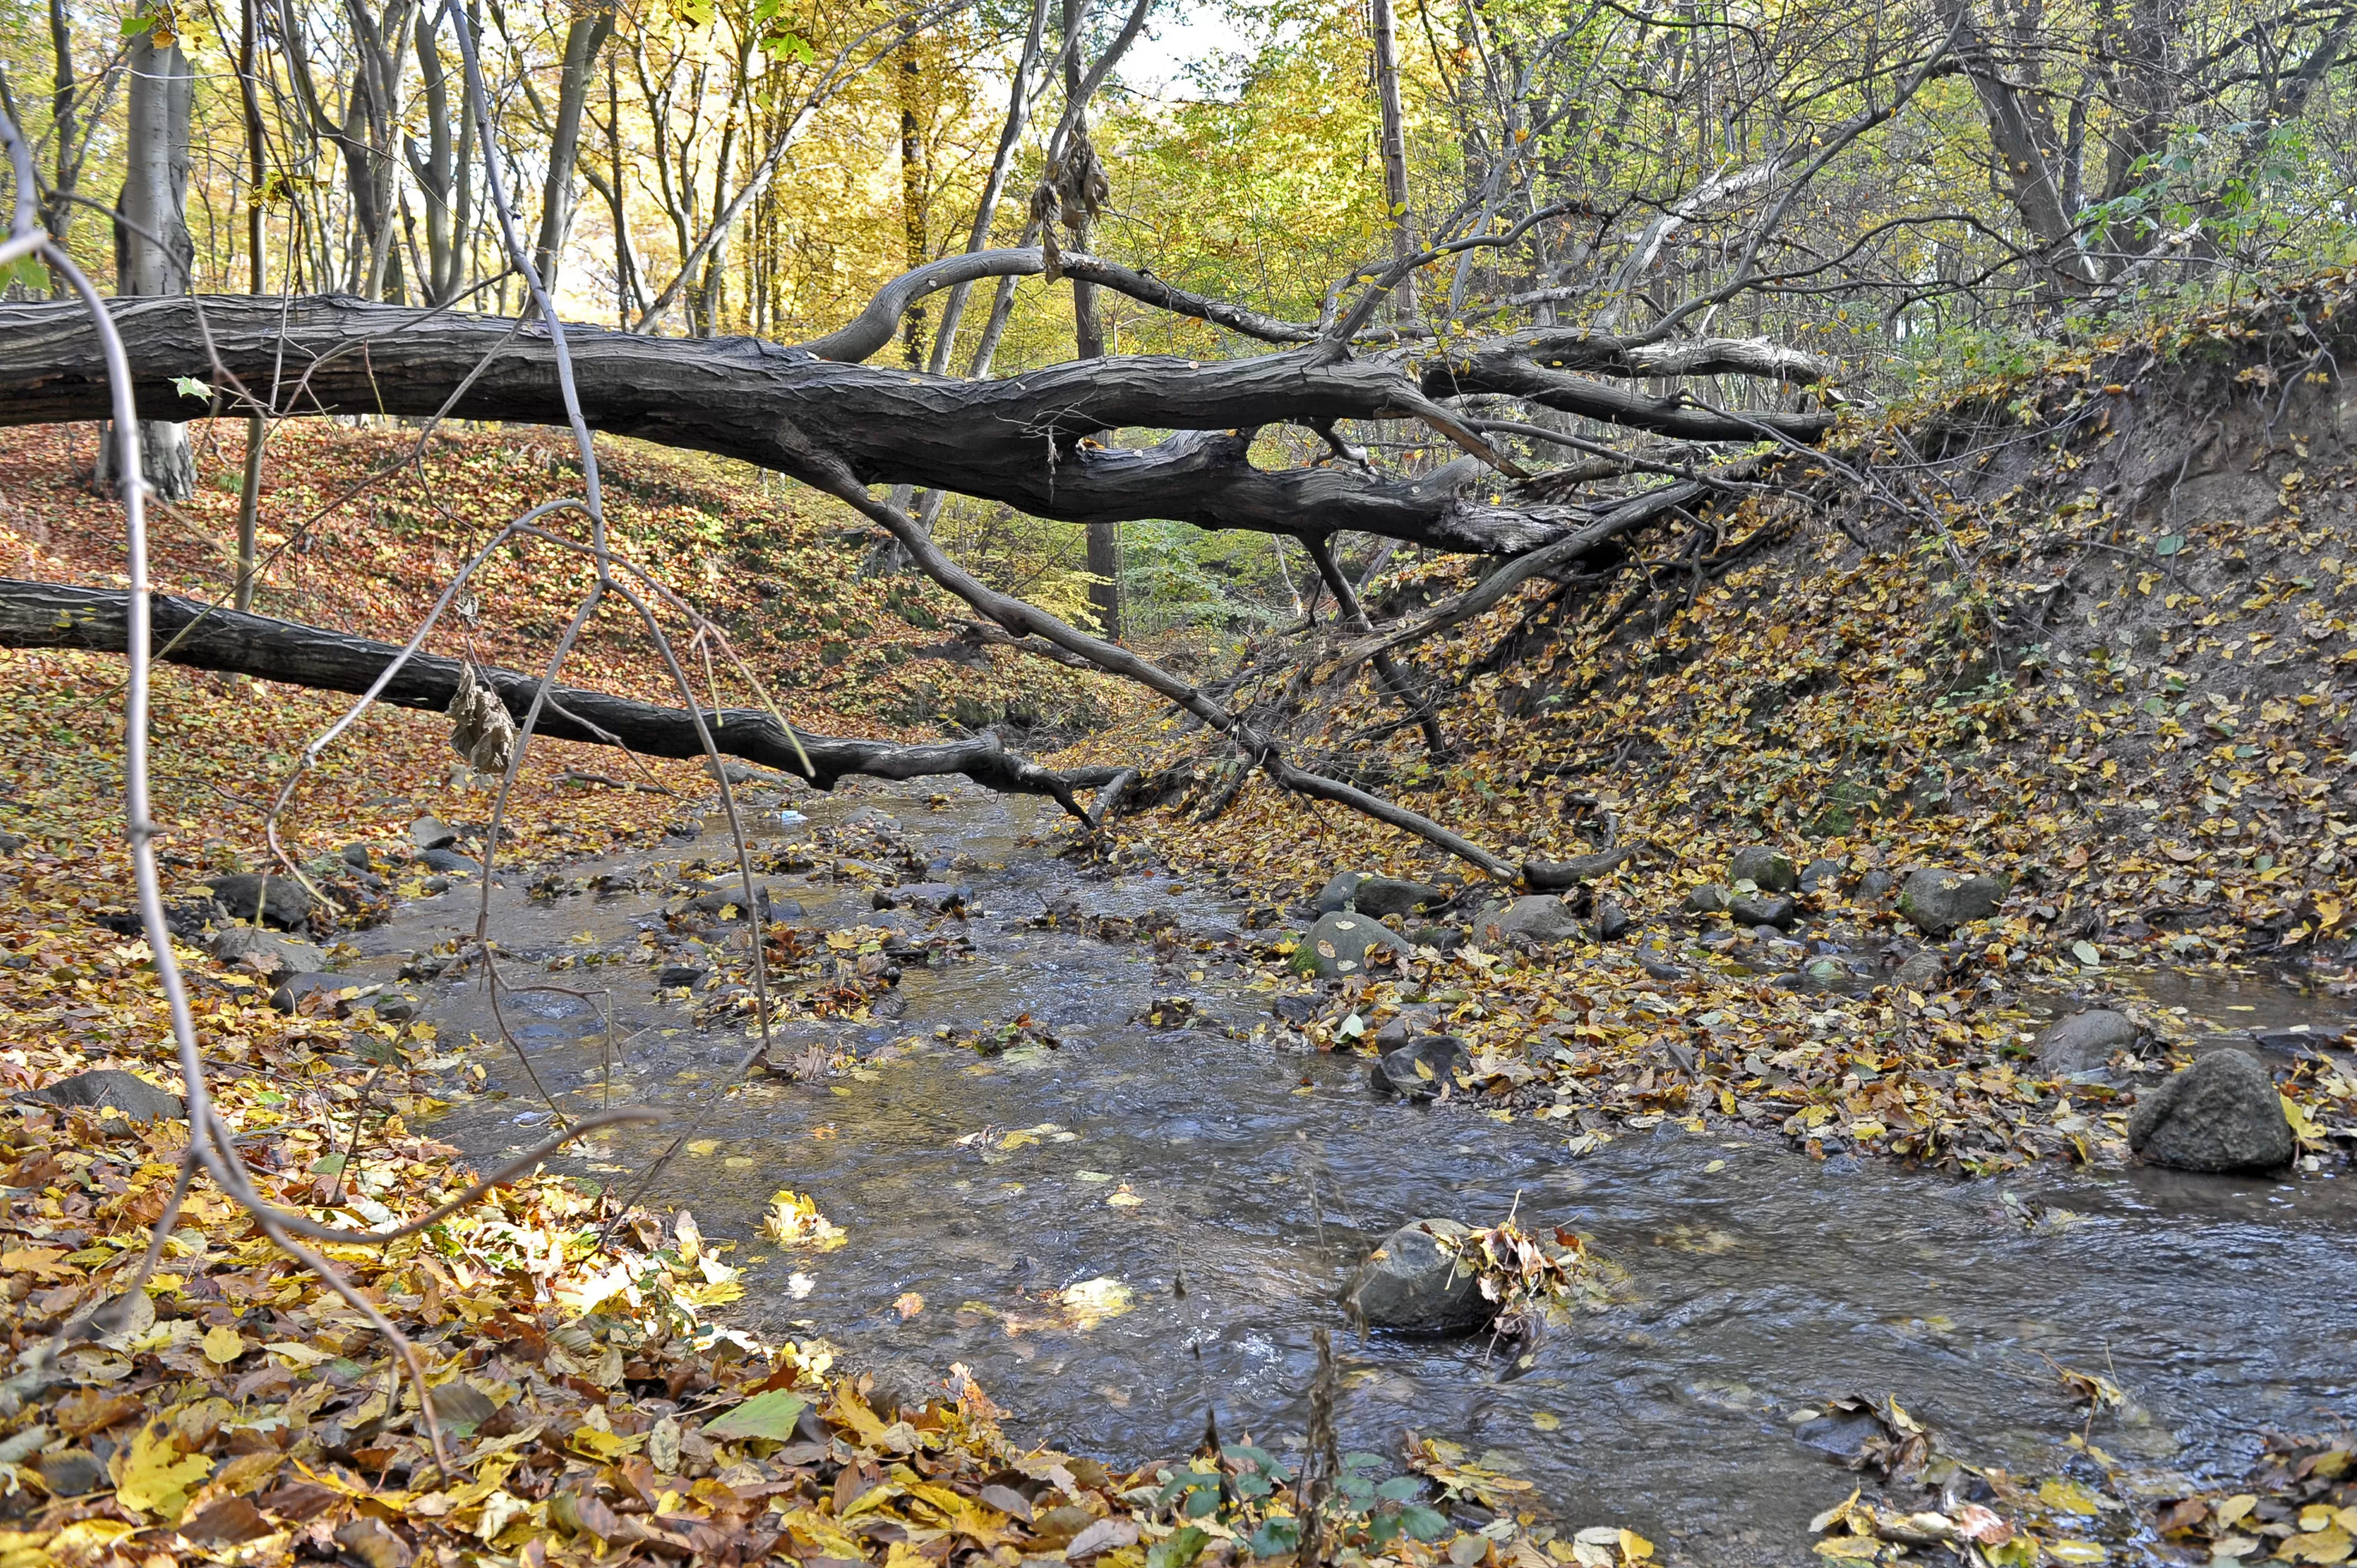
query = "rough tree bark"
xmin=532 ymin=7 xmax=615 ymax=292
xmin=1060 ymin=0 xmax=1121 ymax=640
xmin=1370 ymin=0 xmax=1417 ymax=324
xmin=0 ymin=281 xmax=1827 ymax=557
xmin=0 ymin=579 xmax=1112 ymax=808
xmin=104 ymin=7 xmax=197 ymax=503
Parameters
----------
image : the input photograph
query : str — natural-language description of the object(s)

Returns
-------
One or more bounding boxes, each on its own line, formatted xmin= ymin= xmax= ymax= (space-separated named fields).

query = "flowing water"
xmin=340 ymin=781 xmax=2357 ymax=1564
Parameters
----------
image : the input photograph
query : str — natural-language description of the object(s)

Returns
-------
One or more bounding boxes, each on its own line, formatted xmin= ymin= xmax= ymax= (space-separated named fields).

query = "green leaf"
xmin=1148 ymin=1526 xmax=1209 ymax=1568
xmin=1183 ymin=1486 xmax=1219 ymax=1519
xmin=119 ymin=11 xmax=158 ymax=34
xmin=171 ymin=374 xmax=213 ymax=401
xmin=2154 ymin=534 xmax=2185 ymax=557
xmin=1247 ymin=1518 xmax=1300 ymax=1558
xmin=1374 ymin=1476 xmax=1424 ymax=1502
xmin=701 ymin=1389 xmax=807 ymax=1441
xmin=1398 ymin=1505 xmax=1451 ymax=1542
xmin=5 ymin=256 xmax=46 ymax=292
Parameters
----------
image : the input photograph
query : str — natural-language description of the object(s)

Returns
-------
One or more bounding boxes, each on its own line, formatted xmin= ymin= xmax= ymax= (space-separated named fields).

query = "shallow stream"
xmin=341 ymin=782 xmax=2357 ymax=1564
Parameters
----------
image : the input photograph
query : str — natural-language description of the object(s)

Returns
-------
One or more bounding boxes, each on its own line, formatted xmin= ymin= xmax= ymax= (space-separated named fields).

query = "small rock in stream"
xmin=1728 ymin=846 xmax=1799 ymax=893
xmin=1896 ymin=868 xmax=2010 ymax=936
xmin=1483 ymin=895 xmax=1585 ymax=945
xmin=1312 ymin=872 xmax=1445 ymax=918
xmin=1891 ymin=949 xmax=1946 ymax=990
xmin=1292 ymin=913 xmax=1409 ymax=980
xmin=2034 ymin=1009 xmax=2139 ymax=1076
xmin=2129 ymin=1050 xmax=2296 ymax=1173
xmin=1727 ymin=891 xmax=1798 ymax=928
xmin=1681 ymin=884 xmax=1731 ymax=915
xmin=1344 ymin=1219 xmax=1494 ymax=1335
xmin=1370 ymin=1035 xmax=1469 ymax=1100
xmin=411 ymin=815 xmax=458 ymax=851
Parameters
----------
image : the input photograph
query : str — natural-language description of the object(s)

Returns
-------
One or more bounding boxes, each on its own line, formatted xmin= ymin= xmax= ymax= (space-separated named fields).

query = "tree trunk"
xmin=105 ymin=11 xmax=196 ymax=503
xmin=1061 ymin=0 xmax=1120 ymax=640
xmin=1933 ymin=0 xmax=2098 ymax=289
xmin=533 ymin=8 xmax=614 ymax=293
xmin=0 ymin=287 xmax=1826 ymax=554
xmin=234 ymin=0 xmax=269 ymax=609
xmin=0 ymin=578 xmax=1113 ymax=809
xmin=898 ymin=43 xmax=931 ymax=366
xmin=1370 ymin=0 xmax=1417 ymax=322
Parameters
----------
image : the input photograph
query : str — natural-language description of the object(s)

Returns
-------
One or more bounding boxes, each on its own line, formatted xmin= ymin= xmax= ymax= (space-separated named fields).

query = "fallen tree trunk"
xmin=0 ymin=579 xmax=1107 ymax=812
xmin=0 ymin=294 xmax=1814 ymax=557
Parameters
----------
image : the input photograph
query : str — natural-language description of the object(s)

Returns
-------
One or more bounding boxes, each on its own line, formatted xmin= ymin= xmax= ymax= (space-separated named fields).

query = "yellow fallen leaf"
xmin=2038 ymin=1477 xmax=2101 ymax=1516
xmin=1059 ymin=1276 xmax=1134 ymax=1328
xmin=115 ymin=1423 xmax=212 ymax=1521
xmin=2285 ymin=1523 xmax=2356 ymax=1565
xmin=267 ymin=1340 xmax=335 ymax=1368
xmin=1530 ymin=1410 xmax=1561 ymax=1431
xmin=201 ymin=1323 xmax=246 ymax=1365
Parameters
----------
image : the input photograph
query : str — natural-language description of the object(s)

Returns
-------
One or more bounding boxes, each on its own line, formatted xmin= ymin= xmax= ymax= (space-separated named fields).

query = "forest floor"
xmin=0 ymin=281 xmax=2354 ymax=1568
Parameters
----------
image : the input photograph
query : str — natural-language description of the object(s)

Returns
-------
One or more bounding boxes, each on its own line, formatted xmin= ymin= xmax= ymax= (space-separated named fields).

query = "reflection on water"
xmin=347 ymin=782 xmax=2357 ymax=1564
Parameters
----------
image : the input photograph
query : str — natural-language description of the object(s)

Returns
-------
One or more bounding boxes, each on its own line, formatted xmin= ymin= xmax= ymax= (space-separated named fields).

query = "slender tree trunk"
xmin=533 ymin=8 xmax=614 ymax=292
xmin=1370 ymin=0 xmax=1416 ymax=321
xmin=927 ymin=0 xmax=1049 ymax=376
xmin=898 ymin=44 xmax=931 ymax=366
xmin=42 ymin=0 xmax=79 ymax=296
xmin=1062 ymin=0 xmax=1119 ymax=638
xmin=106 ymin=10 xmax=197 ymax=503
xmin=234 ymin=0 xmax=269 ymax=607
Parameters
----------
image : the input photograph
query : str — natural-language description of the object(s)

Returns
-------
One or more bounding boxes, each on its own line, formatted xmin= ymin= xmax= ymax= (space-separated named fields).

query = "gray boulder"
xmin=1370 ymin=1035 xmax=1469 ymax=1100
xmin=1799 ymin=858 xmax=1843 ymax=894
xmin=1370 ymin=1007 xmax=1441 ymax=1052
xmin=1681 ymin=884 xmax=1731 ymax=915
xmin=1593 ymin=899 xmax=1632 ymax=941
xmin=1897 ymin=869 xmax=2009 ymax=936
xmin=411 ymin=815 xmax=458 ymax=851
xmin=16 ymin=1069 xmax=184 ymax=1124
xmin=1345 ymin=1219 xmax=1493 ymax=1335
xmin=1292 ymin=913 xmax=1410 ymax=980
xmin=1728 ymin=892 xmax=1798 ymax=928
xmin=2035 ymin=1010 xmax=2139 ymax=1076
xmin=1312 ymin=873 xmax=1443 ymax=919
xmin=203 ymin=873 xmax=319 ymax=930
xmin=1487 ymin=895 xmax=1585 ymax=945
xmin=2129 ymin=1051 xmax=2294 ymax=1173
xmin=206 ymin=924 xmax=327 ymax=980
xmin=416 ymin=848 xmax=481 ymax=875
xmin=882 ymin=881 xmax=971 ymax=913
xmin=1892 ymin=949 xmax=1946 ymax=990
xmin=1729 ymin=846 xmax=1799 ymax=893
